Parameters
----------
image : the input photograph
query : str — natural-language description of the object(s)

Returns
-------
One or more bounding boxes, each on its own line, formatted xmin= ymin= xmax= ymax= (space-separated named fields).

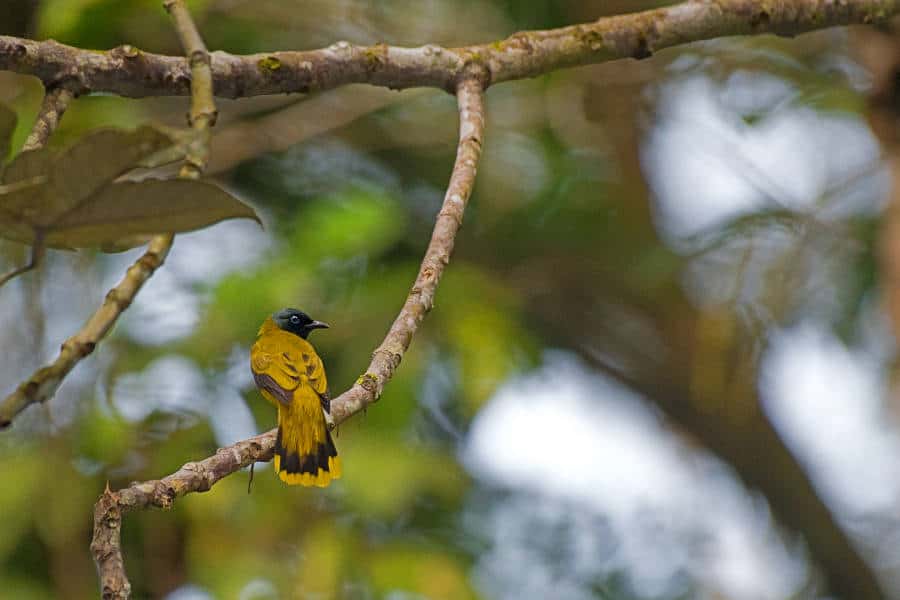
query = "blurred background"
xmin=2 ymin=1 xmax=900 ymax=598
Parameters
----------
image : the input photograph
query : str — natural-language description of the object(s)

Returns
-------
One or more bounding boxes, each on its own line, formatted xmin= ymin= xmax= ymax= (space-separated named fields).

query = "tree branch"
xmin=89 ymin=72 xmax=486 ymax=599
xmin=91 ymin=430 xmax=274 ymax=599
xmin=1 ymin=0 xmax=897 ymax=99
xmin=0 ymin=234 xmax=172 ymax=429
xmin=22 ymin=85 xmax=73 ymax=151
xmin=164 ymin=0 xmax=216 ymax=178
xmin=329 ymin=73 xmax=485 ymax=422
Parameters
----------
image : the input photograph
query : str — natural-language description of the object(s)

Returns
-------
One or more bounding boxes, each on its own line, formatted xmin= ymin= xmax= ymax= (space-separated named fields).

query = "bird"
xmin=250 ymin=308 xmax=341 ymax=486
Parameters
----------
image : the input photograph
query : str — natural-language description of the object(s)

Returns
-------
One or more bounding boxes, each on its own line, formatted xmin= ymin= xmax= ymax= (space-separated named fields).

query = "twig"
xmin=163 ymin=0 xmax=217 ymax=178
xmin=0 ymin=234 xmax=173 ymax=429
xmin=22 ymin=86 xmax=73 ymax=151
xmin=0 ymin=86 xmax=73 ymax=289
xmin=0 ymin=234 xmax=44 ymax=288
xmin=89 ymin=72 xmax=486 ymax=599
xmin=0 ymin=0 xmax=897 ymax=99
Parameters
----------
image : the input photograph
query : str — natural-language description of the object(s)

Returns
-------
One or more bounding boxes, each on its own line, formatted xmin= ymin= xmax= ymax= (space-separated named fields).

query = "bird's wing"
xmin=302 ymin=351 xmax=331 ymax=413
xmin=251 ymin=343 xmax=302 ymax=406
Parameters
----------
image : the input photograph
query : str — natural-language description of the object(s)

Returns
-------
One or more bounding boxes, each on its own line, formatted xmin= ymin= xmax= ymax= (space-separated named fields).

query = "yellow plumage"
xmin=251 ymin=313 xmax=341 ymax=487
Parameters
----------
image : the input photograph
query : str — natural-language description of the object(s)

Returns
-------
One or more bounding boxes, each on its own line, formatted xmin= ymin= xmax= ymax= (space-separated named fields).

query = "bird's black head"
xmin=273 ymin=308 xmax=329 ymax=339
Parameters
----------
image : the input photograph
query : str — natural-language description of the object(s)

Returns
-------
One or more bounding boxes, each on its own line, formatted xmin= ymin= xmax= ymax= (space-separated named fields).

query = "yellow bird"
xmin=250 ymin=308 xmax=341 ymax=487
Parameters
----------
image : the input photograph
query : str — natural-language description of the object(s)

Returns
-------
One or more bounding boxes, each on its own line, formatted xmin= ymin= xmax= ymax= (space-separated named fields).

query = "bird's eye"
xmin=290 ymin=315 xmax=301 ymax=325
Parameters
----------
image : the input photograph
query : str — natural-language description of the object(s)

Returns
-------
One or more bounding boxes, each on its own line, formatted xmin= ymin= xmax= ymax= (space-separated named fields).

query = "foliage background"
xmin=2 ymin=1 xmax=899 ymax=599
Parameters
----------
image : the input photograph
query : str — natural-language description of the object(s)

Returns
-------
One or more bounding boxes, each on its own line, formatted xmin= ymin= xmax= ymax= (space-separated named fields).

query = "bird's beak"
xmin=310 ymin=320 xmax=330 ymax=330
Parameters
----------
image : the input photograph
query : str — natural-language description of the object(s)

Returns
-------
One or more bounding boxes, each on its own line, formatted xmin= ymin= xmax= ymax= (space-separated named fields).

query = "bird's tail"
xmin=274 ymin=407 xmax=341 ymax=487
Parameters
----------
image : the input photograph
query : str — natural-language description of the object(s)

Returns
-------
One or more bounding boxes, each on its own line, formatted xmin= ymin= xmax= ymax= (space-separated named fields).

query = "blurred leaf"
xmin=295 ymin=522 xmax=345 ymax=597
xmin=1 ymin=147 xmax=51 ymax=188
xmin=0 ymin=126 xmax=260 ymax=250
xmin=34 ymin=456 xmax=94 ymax=548
xmin=73 ymin=409 xmax=134 ymax=464
xmin=367 ymin=546 xmax=477 ymax=600
xmin=341 ymin=435 xmax=466 ymax=519
xmin=792 ymin=84 xmax=865 ymax=115
xmin=41 ymin=179 xmax=260 ymax=249
xmin=187 ymin=261 xmax=313 ymax=363
xmin=1 ymin=125 xmax=172 ymax=224
xmin=438 ymin=266 xmax=536 ymax=415
xmin=46 ymin=126 xmax=173 ymax=212
xmin=0 ymin=451 xmax=42 ymax=562
xmin=288 ymin=188 xmax=407 ymax=261
xmin=0 ymin=104 xmax=16 ymax=162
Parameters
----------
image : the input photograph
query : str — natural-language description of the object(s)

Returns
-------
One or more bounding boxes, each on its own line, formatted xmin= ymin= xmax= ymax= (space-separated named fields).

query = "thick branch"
xmin=89 ymin=74 xmax=486 ymax=598
xmin=0 ymin=235 xmax=173 ymax=429
xmin=1 ymin=0 xmax=898 ymax=99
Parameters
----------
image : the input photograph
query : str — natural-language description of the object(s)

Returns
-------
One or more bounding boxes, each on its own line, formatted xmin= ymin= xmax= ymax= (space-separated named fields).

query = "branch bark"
xmin=330 ymin=73 xmax=485 ymax=423
xmin=22 ymin=85 xmax=73 ymax=151
xmin=1 ymin=0 xmax=897 ymax=99
xmin=164 ymin=0 xmax=216 ymax=178
xmin=89 ymin=72 xmax=486 ymax=599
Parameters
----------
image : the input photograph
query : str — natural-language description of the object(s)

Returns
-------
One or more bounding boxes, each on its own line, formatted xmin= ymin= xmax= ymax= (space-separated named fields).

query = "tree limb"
xmin=0 ymin=0 xmax=897 ymax=99
xmin=164 ymin=0 xmax=217 ymax=178
xmin=89 ymin=71 xmax=486 ymax=599
xmin=329 ymin=73 xmax=485 ymax=422
xmin=91 ymin=430 xmax=275 ymax=599
xmin=0 ymin=234 xmax=173 ymax=429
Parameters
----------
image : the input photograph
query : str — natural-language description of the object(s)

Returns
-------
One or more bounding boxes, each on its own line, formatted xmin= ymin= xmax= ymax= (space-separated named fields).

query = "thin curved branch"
xmin=0 ymin=236 xmax=44 ymax=288
xmin=1 ymin=0 xmax=898 ymax=99
xmin=329 ymin=74 xmax=485 ymax=422
xmin=0 ymin=234 xmax=173 ymax=429
xmin=164 ymin=0 xmax=217 ymax=178
xmin=90 ymin=72 xmax=486 ymax=599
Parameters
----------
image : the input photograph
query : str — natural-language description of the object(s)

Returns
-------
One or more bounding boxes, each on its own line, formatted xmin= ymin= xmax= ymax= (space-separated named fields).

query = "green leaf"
xmin=42 ymin=179 xmax=260 ymax=249
xmin=0 ymin=126 xmax=260 ymax=250
xmin=1 ymin=147 xmax=51 ymax=188
xmin=0 ymin=126 xmax=172 ymax=225
xmin=289 ymin=189 xmax=407 ymax=261
xmin=47 ymin=126 xmax=173 ymax=217
xmin=0 ymin=104 xmax=16 ymax=163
